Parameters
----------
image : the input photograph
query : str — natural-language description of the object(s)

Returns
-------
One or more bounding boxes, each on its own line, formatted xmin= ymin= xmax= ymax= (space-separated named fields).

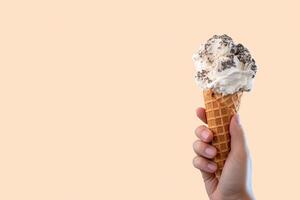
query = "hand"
xmin=193 ymin=107 xmax=255 ymax=200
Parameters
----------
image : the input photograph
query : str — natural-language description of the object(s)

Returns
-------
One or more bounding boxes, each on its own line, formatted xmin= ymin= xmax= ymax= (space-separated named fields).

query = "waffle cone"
xmin=203 ymin=89 xmax=242 ymax=178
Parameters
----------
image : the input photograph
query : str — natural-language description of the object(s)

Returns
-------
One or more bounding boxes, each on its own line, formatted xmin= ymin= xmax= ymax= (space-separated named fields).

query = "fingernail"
xmin=201 ymin=130 xmax=209 ymax=140
xmin=205 ymin=147 xmax=215 ymax=156
xmin=207 ymin=163 xmax=217 ymax=171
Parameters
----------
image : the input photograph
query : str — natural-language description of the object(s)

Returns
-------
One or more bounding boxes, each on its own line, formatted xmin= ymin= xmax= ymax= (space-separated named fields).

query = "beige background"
xmin=1 ymin=0 xmax=300 ymax=199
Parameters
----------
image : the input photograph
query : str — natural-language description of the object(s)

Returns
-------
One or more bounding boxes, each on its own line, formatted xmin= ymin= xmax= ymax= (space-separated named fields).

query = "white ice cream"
xmin=192 ymin=35 xmax=257 ymax=95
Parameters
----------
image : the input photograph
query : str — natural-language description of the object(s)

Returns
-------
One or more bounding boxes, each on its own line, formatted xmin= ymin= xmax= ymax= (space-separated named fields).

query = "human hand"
xmin=193 ymin=107 xmax=255 ymax=200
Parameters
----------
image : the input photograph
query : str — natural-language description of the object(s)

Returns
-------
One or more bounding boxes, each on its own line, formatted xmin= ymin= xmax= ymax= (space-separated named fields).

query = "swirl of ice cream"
xmin=192 ymin=34 xmax=257 ymax=95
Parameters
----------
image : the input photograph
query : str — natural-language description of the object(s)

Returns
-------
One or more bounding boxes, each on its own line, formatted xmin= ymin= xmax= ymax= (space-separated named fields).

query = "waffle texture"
xmin=203 ymin=89 xmax=242 ymax=178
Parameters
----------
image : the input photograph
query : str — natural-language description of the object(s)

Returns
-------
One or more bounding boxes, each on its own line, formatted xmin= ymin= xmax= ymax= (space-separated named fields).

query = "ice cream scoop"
xmin=192 ymin=34 xmax=257 ymax=95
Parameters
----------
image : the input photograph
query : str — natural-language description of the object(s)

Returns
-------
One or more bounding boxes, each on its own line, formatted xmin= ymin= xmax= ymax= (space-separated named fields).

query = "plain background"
xmin=1 ymin=0 xmax=300 ymax=199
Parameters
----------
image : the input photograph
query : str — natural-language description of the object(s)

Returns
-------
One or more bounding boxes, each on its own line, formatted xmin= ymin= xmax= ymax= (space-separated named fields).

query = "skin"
xmin=193 ymin=107 xmax=255 ymax=200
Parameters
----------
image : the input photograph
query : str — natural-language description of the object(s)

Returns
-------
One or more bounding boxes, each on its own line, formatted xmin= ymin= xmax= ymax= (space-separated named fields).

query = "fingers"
xmin=193 ymin=127 xmax=217 ymax=176
xmin=196 ymin=107 xmax=207 ymax=124
xmin=193 ymin=140 xmax=217 ymax=159
xmin=195 ymin=125 xmax=213 ymax=143
xmin=193 ymin=156 xmax=217 ymax=173
xmin=193 ymin=111 xmax=219 ymax=194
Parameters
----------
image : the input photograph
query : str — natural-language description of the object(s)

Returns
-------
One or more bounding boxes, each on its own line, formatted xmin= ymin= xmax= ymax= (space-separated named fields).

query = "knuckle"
xmin=193 ymin=140 xmax=200 ymax=150
xmin=193 ymin=141 xmax=206 ymax=155
xmin=198 ymin=125 xmax=207 ymax=130
xmin=194 ymin=156 xmax=206 ymax=169
xmin=195 ymin=125 xmax=207 ymax=135
xmin=198 ymin=158 xmax=207 ymax=170
xmin=192 ymin=156 xmax=200 ymax=167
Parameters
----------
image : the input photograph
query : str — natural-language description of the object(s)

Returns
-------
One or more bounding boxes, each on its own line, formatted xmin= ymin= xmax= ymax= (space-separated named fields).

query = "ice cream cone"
xmin=203 ymin=89 xmax=242 ymax=178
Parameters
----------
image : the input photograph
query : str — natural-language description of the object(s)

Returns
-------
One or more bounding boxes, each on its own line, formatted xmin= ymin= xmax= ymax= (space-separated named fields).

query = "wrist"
xmin=216 ymin=191 xmax=255 ymax=200
xmin=242 ymin=192 xmax=255 ymax=200
xmin=232 ymin=191 xmax=255 ymax=200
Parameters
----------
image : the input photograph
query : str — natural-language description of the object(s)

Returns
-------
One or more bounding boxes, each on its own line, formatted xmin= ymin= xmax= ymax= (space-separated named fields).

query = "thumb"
xmin=229 ymin=114 xmax=248 ymax=155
